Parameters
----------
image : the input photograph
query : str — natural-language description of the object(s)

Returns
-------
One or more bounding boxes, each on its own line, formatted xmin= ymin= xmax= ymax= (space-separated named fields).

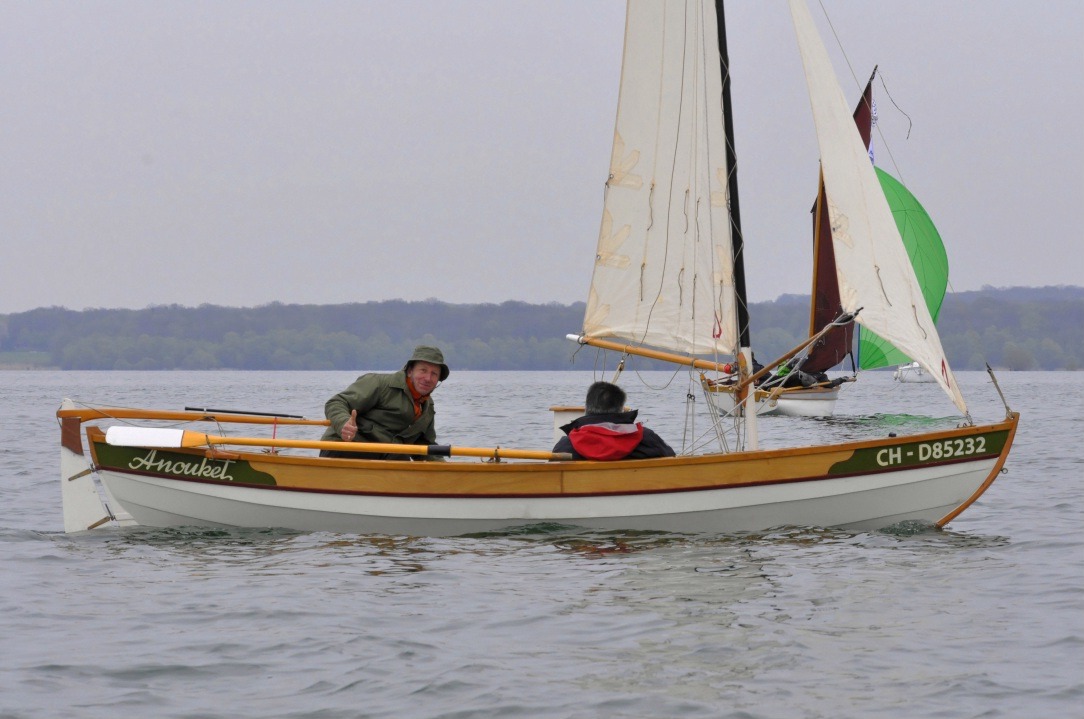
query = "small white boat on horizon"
xmin=894 ymin=361 xmax=938 ymax=383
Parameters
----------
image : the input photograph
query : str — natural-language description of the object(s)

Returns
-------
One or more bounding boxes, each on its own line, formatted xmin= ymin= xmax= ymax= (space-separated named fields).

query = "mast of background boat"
xmin=716 ymin=0 xmax=758 ymax=448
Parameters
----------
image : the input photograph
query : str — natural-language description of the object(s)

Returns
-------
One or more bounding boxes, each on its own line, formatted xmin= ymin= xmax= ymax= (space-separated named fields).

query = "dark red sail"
xmin=802 ymin=71 xmax=875 ymax=373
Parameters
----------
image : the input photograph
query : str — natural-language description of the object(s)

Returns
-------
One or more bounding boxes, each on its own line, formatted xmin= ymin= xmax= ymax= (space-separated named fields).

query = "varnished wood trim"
xmin=61 ymin=416 xmax=84 ymax=456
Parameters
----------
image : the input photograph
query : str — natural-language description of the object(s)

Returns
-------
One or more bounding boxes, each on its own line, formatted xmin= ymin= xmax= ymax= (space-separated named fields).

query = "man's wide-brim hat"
xmin=404 ymin=345 xmax=449 ymax=381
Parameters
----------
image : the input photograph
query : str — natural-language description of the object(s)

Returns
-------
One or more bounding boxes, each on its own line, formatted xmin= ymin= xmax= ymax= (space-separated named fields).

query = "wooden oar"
xmin=105 ymin=426 xmax=572 ymax=462
xmin=184 ymin=406 xmax=306 ymax=419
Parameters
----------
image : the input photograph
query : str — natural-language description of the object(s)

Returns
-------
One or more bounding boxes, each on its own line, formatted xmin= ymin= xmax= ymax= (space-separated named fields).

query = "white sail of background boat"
xmin=701 ymin=71 xmax=877 ymax=418
xmin=58 ymin=0 xmax=1017 ymax=537
xmin=704 ymin=67 xmax=950 ymax=413
xmin=863 ymin=168 xmax=951 ymax=384
xmin=791 ymin=0 xmax=965 ymax=413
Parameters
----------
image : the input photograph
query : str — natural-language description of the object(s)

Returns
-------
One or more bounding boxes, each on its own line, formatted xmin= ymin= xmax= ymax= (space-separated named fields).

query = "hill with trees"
xmin=0 ymin=286 xmax=1079 ymax=371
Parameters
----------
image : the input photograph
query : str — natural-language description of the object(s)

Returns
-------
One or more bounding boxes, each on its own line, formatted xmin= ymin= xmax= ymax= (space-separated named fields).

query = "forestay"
xmin=788 ymin=0 xmax=966 ymax=413
xmin=582 ymin=0 xmax=737 ymax=358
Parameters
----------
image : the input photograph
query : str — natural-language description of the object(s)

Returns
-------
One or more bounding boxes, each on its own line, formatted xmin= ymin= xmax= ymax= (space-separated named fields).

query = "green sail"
xmin=858 ymin=167 xmax=949 ymax=370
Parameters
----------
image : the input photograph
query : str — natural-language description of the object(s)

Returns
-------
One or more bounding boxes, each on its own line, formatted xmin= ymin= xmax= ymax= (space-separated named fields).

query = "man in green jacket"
xmin=320 ymin=346 xmax=449 ymax=460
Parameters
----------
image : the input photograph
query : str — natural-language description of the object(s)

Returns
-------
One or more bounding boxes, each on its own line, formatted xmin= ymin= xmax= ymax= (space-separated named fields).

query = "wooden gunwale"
xmin=86 ymin=413 xmax=1017 ymax=500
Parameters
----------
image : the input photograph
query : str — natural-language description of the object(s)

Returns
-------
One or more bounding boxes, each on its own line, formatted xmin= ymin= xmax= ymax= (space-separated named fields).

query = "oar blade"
xmin=105 ymin=426 xmax=186 ymax=448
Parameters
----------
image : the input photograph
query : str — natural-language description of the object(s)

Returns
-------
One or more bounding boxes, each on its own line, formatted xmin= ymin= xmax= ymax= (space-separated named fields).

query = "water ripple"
xmin=1 ymin=371 xmax=1081 ymax=718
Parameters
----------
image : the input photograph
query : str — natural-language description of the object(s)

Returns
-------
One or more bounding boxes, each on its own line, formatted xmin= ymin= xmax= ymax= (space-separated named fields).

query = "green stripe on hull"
xmin=94 ymin=443 xmax=277 ymax=486
xmin=828 ymin=429 xmax=1009 ymax=475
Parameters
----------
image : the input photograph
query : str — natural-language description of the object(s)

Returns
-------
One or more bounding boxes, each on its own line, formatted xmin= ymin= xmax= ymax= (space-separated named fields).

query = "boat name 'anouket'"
xmin=128 ymin=450 xmax=236 ymax=482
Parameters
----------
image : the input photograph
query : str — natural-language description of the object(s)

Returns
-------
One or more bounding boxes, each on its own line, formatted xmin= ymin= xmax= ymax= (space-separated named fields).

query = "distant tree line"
xmin=749 ymin=286 xmax=1083 ymax=372
xmin=0 ymin=287 xmax=1080 ymax=371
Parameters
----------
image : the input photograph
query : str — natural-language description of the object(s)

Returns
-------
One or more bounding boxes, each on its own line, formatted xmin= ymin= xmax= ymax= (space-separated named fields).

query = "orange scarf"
xmin=405 ymin=376 xmax=430 ymax=420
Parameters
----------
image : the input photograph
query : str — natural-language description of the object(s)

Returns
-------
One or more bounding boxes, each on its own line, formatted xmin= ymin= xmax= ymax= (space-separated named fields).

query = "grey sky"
xmin=2 ymin=0 xmax=1081 ymax=314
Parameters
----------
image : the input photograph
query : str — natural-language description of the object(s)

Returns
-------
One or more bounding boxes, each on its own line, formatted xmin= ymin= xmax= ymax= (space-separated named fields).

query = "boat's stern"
xmin=58 ymin=399 xmax=134 ymax=532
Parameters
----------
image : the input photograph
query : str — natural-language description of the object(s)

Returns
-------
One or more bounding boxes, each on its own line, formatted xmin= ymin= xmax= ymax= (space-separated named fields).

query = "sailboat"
xmin=701 ymin=72 xmax=877 ymax=418
xmin=894 ymin=361 xmax=938 ymax=382
xmin=57 ymin=0 xmax=1018 ymax=537
xmin=704 ymin=67 xmax=948 ymax=410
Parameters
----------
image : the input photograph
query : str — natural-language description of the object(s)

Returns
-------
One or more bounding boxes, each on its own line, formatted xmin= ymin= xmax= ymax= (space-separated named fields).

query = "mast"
xmin=716 ymin=0 xmax=758 ymax=448
xmin=715 ymin=0 xmax=750 ymax=351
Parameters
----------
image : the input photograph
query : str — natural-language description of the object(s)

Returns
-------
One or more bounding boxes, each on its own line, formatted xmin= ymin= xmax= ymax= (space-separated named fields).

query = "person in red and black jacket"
xmin=553 ymin=382 xmax=676 ymax=461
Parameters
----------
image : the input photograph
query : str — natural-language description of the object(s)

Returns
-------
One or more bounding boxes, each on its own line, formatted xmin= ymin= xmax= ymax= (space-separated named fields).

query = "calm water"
xmin=1 ymin=370 xmax=1081 ymax=719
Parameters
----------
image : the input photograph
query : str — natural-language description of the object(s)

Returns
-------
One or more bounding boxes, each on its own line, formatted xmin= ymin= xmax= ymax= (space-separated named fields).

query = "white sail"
xmin=788 ymin=0 xmax=967 ymax=413
xmin=582 ymin=0 xmax=738 ymax=357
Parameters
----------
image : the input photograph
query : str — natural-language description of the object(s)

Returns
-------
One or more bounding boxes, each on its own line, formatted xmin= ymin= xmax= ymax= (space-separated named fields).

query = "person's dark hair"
xmin=584 ymin=381 xmax=626 ymax=415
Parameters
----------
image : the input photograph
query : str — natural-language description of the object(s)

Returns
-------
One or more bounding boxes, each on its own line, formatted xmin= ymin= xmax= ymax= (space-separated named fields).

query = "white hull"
xmin=706 ymin=385 xmax=841 ymax=418
xmin=60 ymin=444 xmax=136 ymax=531
xmin=894 ymin=362 xmax=937 ymax=383
xmin=97 ymin=456 xmax=995 ymax=536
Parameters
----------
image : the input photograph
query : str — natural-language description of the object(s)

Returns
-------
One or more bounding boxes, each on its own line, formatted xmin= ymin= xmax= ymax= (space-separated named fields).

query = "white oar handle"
xmin=106 ymin=426 xmax=187 ymax=447
xmin=104 ymin=426 xmax=573 ymax=462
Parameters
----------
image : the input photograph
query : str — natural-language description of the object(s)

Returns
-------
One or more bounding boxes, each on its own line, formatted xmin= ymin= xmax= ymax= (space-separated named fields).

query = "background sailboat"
xmin=789 ymin=0 xmax=964 ymax=414
xmin=787 ymin=70 xmax=952 ymax=398
xmin=703 ymin=71 xmax=873 ymax=417
xmin=732 ymin=70 xmax=951 ymax=407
